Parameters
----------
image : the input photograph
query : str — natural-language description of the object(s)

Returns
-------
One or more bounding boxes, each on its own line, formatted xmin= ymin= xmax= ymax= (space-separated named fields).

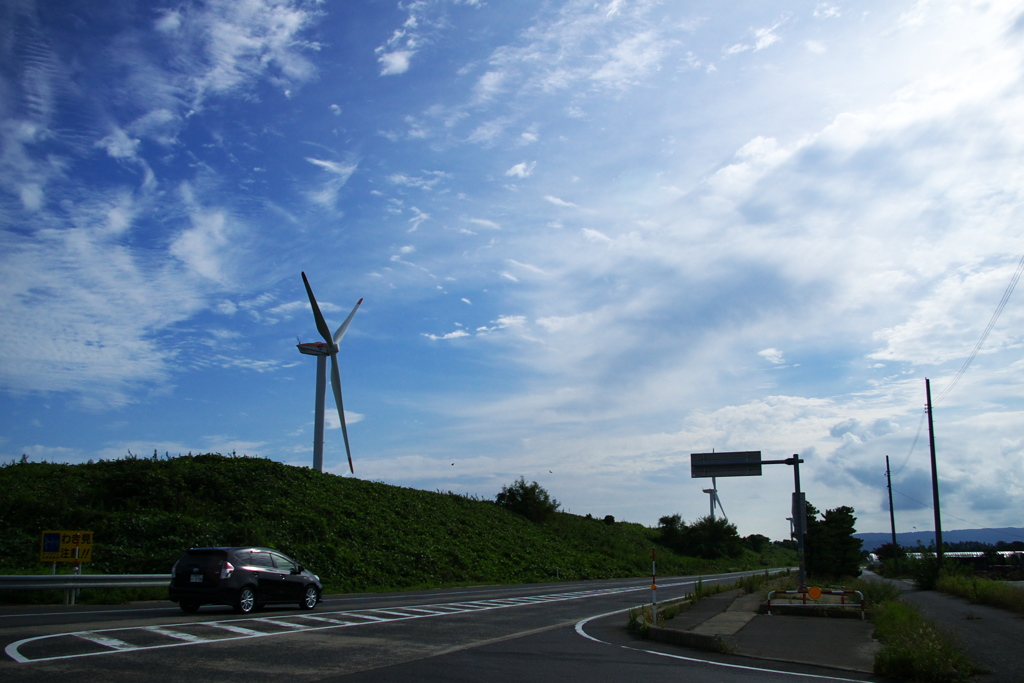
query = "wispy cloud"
xmin=306 ymin=157 xmax=359 ymax=208
xmin=505 ymin=161 xmax=536 ymax=178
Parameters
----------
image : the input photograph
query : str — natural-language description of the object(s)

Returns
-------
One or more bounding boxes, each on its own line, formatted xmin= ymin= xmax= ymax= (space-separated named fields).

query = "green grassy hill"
xmin=1 ymin=454 xmax=792 ymax=593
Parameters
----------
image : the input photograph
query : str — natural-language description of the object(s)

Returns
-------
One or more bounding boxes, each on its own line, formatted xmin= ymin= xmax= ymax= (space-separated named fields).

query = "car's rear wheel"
xmin=234 ymin=586 xmax=256 ymax=614
xmin=300 ymin=585 xmax=319 ymax=610
xmin=179 ymin=600 xmax=200 ymax=614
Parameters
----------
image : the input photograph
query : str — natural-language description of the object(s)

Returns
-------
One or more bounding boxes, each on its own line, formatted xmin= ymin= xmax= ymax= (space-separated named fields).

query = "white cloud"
xmin=505 ymin=161 xmax=536 ymax=178
xmin=388 ymin=171 xmax=449 ymax=191
xmin=758 ymin=348 xmax=785 ymax=365
xmin=544 ymin=195 xmax=577 ymax=208
xmin=379 ymin=50 xmax=413 ymax=76
xmin=423 ymin=329 xmax=471 ymax=341
xmin=306 ymin=157 xmax=359 ymax=207
xmin=468 ymin=218 xmax=501 ymax=230
xmin=581 ymin=228 xmax=612 ymax=244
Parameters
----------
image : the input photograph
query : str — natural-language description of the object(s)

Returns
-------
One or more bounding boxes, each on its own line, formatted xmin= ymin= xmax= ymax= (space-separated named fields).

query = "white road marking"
xmin=73 ymin=633 xmax=137 ymax=651
xmin=573 ymin=610 xmax=864 ymax=682
xmin=251 ymin=618 xmax=307 ymax=629
xmin=205 ymin=623 xmax=264 ymax=636
xmin=5 ymin=572 xmax=774 ymax=664
xmin=143 ymin=627 xmax=207 ymax=643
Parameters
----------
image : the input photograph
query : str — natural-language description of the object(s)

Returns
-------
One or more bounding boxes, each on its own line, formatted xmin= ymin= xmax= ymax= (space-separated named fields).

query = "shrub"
xmin=495 ymin=477 xmax=560 ymax=523
xmin=937 ymin=574 xmax=1024 ymax=614
xmin=872 ymin=600 xmax=984 ymax=681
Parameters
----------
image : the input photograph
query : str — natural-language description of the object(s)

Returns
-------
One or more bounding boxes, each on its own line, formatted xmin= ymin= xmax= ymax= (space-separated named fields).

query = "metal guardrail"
xmin=0 ymin=574 xmax=169 ymax=590
xmin=766 ymin=587 xmax=866 ymax=620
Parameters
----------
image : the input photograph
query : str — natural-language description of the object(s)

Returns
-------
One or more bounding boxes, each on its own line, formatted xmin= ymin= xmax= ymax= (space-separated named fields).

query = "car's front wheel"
xmin=234 ymin=586 xmax=257 ymax=614
xmin=299 ymin=585 xmax=319 ymax=610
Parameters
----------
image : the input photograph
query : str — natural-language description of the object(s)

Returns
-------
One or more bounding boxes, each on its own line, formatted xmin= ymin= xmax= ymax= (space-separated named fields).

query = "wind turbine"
xmin=702 ymin=477 xmax=727 ymax=521
xmin=296 ymin=271 xmax=362 ymax=473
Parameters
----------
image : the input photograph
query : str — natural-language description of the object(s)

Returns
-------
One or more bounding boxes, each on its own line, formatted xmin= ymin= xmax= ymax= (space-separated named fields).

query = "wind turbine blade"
xmin=330 ymin=354 xmax=354 ymax=474
xmin=333 ymin=298 xmax=363 ymax=345
xmin=714 ymin=492 xmax=726 ymax=519
xmin=301 ymin=272 xmax=334 ymax=346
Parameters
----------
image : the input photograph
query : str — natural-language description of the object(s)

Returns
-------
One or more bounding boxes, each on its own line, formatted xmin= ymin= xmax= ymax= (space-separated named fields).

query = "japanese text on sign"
xmin=40 ymin=530 xmax=93 ymax=563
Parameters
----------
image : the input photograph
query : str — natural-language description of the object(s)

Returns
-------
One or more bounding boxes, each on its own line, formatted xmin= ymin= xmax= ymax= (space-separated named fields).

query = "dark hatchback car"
xmin=169 ymin=546 xmax=322 ymax=614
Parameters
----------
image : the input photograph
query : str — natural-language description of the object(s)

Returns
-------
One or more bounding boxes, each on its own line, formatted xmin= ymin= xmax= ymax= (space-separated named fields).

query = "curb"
xmin=645 ymin=624 xmax=729 ymax=652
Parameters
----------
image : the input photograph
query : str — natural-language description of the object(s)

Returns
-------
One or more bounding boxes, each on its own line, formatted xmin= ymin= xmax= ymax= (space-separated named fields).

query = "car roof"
xmin=184 ymin=546 xmax=279 ymax=553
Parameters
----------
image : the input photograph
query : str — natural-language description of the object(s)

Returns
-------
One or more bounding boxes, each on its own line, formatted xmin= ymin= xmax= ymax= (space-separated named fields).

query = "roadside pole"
xmin=789 ymin=454 xmax=807 ymax=589
xmin=650 ymin=547 xmax=657 ymax=612
xmin=690 ymin=450 xmax=807 ymax=588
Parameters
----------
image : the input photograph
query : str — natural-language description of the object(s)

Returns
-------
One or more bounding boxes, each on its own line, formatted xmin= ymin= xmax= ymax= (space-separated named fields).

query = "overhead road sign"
xmin=690 ymin=451 xmax=762 ymax=478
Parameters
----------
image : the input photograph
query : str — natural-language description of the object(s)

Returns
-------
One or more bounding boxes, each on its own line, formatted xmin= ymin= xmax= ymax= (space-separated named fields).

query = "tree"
xmin=657 ymin=513 xmax=742 ymax=558
xmin=682 ymin=516 xmax=743 ymax=559
xmin=495 ymin=477 xmax=560 ymax=523
xmin=742 ymin=534 xmax=771 ymax=553
xmin=804 ymin=503 xmax=862 ymax=578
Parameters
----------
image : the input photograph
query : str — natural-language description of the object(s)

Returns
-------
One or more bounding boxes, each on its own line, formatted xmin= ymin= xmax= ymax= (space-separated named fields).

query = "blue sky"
xmin=2 ymin=0 xmax=1023 ymax=542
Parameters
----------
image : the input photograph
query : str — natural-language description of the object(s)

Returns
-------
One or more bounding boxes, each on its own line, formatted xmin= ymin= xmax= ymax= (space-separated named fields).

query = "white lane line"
xmin=206 ymin=623 xmax=264 ymax=636
xmin=338 ymin=612 xmax=390 ymax=622
xmin=73 ymin=633 xmax=138 ymax=651
xmin=252 ymin=618 xmax=307 ymax=630
xmin=7 ymin=573 xmax=776 ymax=664
xmin=143 ymin=627 xmax=208 ymax=643
xmin=295 ymin=616 xmax=359 ymax=625
xmin=573 ymin=610 xmax=864 ymax=682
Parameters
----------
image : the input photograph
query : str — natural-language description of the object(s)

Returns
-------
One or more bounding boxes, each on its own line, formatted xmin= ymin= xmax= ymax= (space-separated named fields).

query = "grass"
xmin=936 ymin=574 xmax=1024 ymax=614
xmin=872 ymin=599 xmax=985 ymax=682
xmin=0 ymin=454 xmax=796 ymax=602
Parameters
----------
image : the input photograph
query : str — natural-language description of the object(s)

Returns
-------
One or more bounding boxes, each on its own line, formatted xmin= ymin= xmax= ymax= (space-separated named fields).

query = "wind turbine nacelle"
xmin=297 ymin=341 xmax=333 ymax=356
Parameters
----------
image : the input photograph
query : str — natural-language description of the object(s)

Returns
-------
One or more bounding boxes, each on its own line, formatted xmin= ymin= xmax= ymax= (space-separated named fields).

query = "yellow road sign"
xmin=40 ymin=530 xmax=93 ymax=563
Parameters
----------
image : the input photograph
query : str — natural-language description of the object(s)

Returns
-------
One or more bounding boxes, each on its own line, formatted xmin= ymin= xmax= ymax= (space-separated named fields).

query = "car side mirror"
xmin=293 ymin=565 xmax=304 ymax=574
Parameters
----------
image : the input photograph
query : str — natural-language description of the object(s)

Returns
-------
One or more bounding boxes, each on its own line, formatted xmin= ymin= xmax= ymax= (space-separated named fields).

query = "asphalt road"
xmin=1 ymin=571 xmax=862 ymax=682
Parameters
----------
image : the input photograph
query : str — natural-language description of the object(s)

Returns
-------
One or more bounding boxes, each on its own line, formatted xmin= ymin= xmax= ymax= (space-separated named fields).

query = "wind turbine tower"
xmin=702 ymin=477 xmax=727 ymax=520
xmin=297 ymin=272 xmax=362 ymax=473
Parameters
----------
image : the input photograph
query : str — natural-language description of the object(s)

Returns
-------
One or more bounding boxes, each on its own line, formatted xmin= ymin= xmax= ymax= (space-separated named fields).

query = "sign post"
xmin=41 ymin=531 xmax=94 ymax=605
xmin=691 ymin=451 xmax=807 ymax=588
xmin=650 ymin=547 xmax=657 ymax=611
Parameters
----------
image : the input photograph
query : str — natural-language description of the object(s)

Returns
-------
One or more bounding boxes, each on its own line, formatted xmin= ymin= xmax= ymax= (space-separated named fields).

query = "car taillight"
xmin=171 ymin=561 xmax=178 ymax=578
xmin=220 ymin=561 xmax=234 ymax=579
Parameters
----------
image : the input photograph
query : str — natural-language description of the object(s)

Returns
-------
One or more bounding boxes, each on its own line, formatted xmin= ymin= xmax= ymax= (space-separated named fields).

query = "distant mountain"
xmin=855 ymin=527 xmax=1024 ymax=551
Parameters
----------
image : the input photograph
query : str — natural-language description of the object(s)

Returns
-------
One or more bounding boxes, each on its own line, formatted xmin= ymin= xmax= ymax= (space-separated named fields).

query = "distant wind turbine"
xmin=702 ymin=477 xmax=727 ymax=521
xmin=297 ymin=271 xmax=362 ymax=473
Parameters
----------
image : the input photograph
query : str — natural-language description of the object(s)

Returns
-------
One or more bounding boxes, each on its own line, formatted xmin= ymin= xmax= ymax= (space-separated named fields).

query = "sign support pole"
xmin=790 ymin=454 xmax=807 ymax=589
xmin=650 ymin=547 xmax=657 ymax=615
xmin=690 ymin=451 xmax=807 ymax=587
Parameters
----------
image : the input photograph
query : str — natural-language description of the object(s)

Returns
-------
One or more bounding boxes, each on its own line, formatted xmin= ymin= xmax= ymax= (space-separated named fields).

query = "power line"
xmin=891 ymin=488 xmax=1024 ymax=542
xmin=891 ymin=407 xmax=927 ymax=477
xmin=935 ymin=252 xmax=1024 ymax=405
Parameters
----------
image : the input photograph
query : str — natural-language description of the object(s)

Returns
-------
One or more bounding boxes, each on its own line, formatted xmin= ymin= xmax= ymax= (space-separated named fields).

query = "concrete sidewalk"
xmin=647 ymin=588 xmax=879 ymax=674
xmin=647 ymin=573 xmax=1024 ymax=681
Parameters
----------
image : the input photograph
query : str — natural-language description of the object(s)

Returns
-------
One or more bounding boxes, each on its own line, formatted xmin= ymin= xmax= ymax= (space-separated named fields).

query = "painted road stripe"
xmin=6 ymin=574 xmax=771 ymax=664
xmin=294 ymin=615 xmax=357 ymax=625
xmin=73 ymin=633 xmax=138 ymax=651
xmin=143 ymin=627 xmax=208 ymax=643
xmin=252 ymin=618 xmax=307 ymax=629
xmin=206 ymin=623 xmax=264 ymax=636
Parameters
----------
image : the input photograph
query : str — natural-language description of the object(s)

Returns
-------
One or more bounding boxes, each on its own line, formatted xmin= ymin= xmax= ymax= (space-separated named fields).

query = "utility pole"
xmin=925 ymin=378 xmax=943 ymax=561
xmin=885 ymin=455 xmax=899 ymax=575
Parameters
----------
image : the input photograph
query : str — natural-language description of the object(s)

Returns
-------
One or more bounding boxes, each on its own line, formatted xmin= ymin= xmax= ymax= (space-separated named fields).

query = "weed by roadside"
xmin=936 ymin=574 xmax=1024 ymax=614
xmin=872 ymin=599 xmax=986 ymax=682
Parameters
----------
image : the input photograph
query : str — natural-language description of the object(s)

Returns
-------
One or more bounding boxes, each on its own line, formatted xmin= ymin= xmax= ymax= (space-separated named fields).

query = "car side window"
xmin=249 ymin=552 xmax=274 ymax=568
xmin=272 ymin=554 xmax=297 ymax=572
